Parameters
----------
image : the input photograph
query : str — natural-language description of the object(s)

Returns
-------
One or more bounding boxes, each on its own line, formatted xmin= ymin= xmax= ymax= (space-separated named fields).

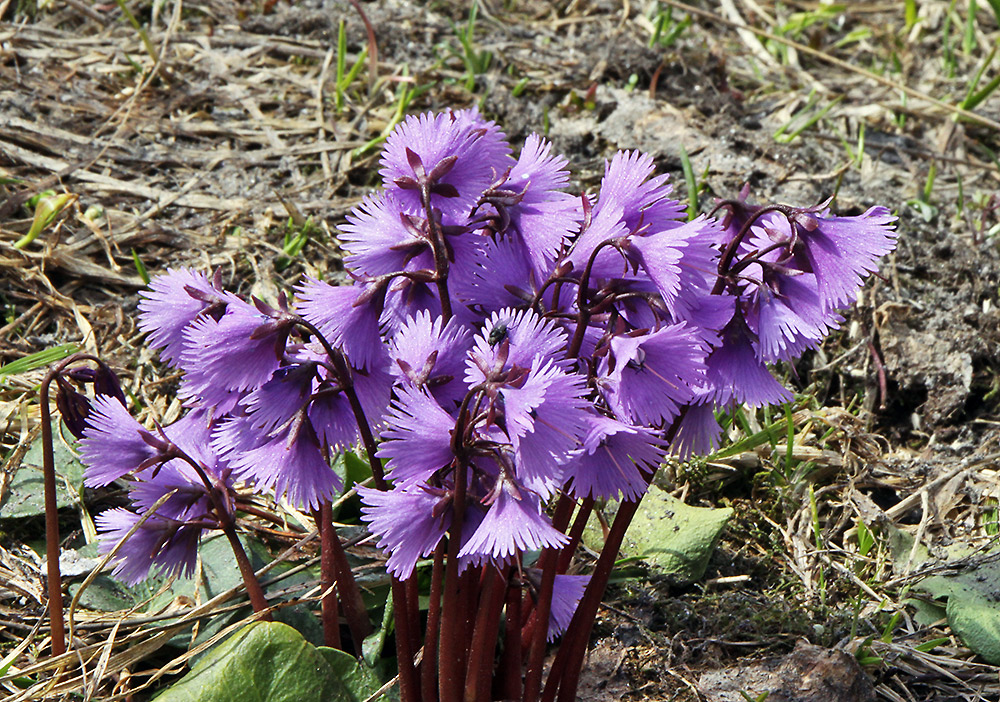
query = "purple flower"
xmin=564 ymin=200 xmax=628 ymax=280
xmin=669 ymin=397 xmax=722 ymax=459
xmin=138 ymin=268 xmax=235 ymax=367
xmin=458 ymin=474 xmax=567 ymax=562
xmin=389 ymin=311 xmax=472 ymax=409
xmin=358 ymin=484 xmax=452 ymax=580
xmin=129 ymin=409 xmax=233 ymax=520
xmin=595 ymin=150 xmax=684 ymax=233
xmin=487 ymin=133 xmax=581 ymax=274
xmin=741 ymin=266 xmax=836 ymax=363
xmin=563 ymin=414 xmax=665 ymax=501
xmin=380 ymin=109 xmax=511 ymax=219
xmin=340 ymin=192 xmax=430 ymax=277
xmin=600 ymin=324 xmax=708 ymax=426
xmin=377 ymin=385 xmax=457 ymax=487
xmin=630 ymin=216 xmax=721 ymax=313
xmin=795 ymin=206 xmax=897 ymax=311
xmin=179 ymin=301 xmax=292 ymax=406
xmin=547 ymin=573 xmax=590 ymax=642
xmin=466 ymin=308 xmax=568 ymax=384
xmin=96 ymin=507 xmax=201 ymax=586
xmin=501 ymin=360 xmax=589 ymax=496
xmin=241 ymin=362 xmax=318 ymax=435
xmin=451 ymin=236 xmax=542 ymax=318
xmin=220 ymin=415 xmax=340 ymax=511
xmin=706 ymin=316 xmax=791 ymax=407
xmin=295 ymin=277 xmax=386 ymax=371
xmin=79 ymin=396 xmax=171 ymax=487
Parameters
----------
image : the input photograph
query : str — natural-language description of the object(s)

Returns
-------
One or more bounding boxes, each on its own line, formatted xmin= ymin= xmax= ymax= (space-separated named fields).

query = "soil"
xmin=2 ymin=1 xmax=1000 ymax=700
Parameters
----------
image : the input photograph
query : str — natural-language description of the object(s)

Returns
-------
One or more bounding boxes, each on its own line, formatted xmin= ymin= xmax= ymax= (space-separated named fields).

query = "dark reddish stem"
xmin=463 ymin=566 xmax=507 ymax=702
xmin=39 ymin=352 xmax=105 ymax=656
xmin=315 ymin=503 xmax=372 ymax=652
xmin=315 ymin=505 xmax=340 ymax=649
xmin=220 ymin=525 xmax=272 ymax=617
xmin=541 ymin=499 xmax=642 ymax=702
xmin=557 ymin=497 xmax=595 ymax=573
xmin=438 ymin=459 xmax=469 ymax=702
xmin=421 ymin=544 xmax=445 ymax=702
xmin=392 ymin=578 xmax=421 ymax=702
xmin=39 ymin=368 xmax=67 ymax=657
xmin=500 ymin=576 xmax=523 ymax=700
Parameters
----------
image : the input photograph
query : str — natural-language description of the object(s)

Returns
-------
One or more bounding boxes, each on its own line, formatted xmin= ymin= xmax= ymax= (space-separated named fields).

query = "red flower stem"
xmin=220 ymin=523 xmax=272 ymax=617
xmin=421 ymin=544 xmax=445 ymax=702
xmin=406 ymin=574 xmax=421 ymax=657
xmin=550 ymin=493 xmax=576 ymax=533
xmin=438 ymin=457 xmax=468 ymax=702
xmin=463 ymin=565 xmax=506 ymax=702
xmin=39 ymin=367 xmax=67 ymax=657
xmin=540 ymin=499 xmax=642 ymax=702
xmin=392 ymin=577 xmax=421 ymax=702
xmin=521 ymin=559 xmax=556 ymax=702
xmin=557 ymin=497 xmax=595 ymax=573
xmin=316 ymin=503 xmax=372 ymax=652
xmin=500 ymin=578 xmax=523 ymax=700
xmin=39 ymin=352 xmax=110 ymax=656
xmin=314 ymin=506 xmax=340 ymax=649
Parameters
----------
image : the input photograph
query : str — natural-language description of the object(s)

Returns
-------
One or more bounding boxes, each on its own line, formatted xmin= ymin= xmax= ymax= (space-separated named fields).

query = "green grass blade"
xmin=678 ymin=142 xmax=698 ymax=218
xmin=0 ymin=344 xmax=80 ymax=377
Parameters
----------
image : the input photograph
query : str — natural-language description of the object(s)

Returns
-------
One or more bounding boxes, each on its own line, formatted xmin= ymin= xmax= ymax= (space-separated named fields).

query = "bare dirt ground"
xmin=3 ymin=0 xmax=1000 ymax=700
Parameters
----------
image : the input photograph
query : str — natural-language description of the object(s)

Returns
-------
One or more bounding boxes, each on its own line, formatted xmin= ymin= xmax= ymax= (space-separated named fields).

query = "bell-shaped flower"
xmin=220 ymin=413 xmax=340 ymax=512
xmin=501 ymin=359 xmax=589 ymax=497
xmin=380 ymin=108 xmax=512 ymax=219
xmin=706 ymin=316 xmax=791 ymax=407
xmin=340 ymin=192 xmax=432 ymax=277
xmin=793 ymin=206 xmax=897 ymax=312
xmin=377 ymin=385 xmax=457 ymax=487
xmin=458 ymin=473 xmax=567 ymax=562
xmin=485 ymin=134 xmax=581 ymax=275
xmin=179 ymin=300 xmax=293 ymax=407
xmin=79 ymin=396 xmax=173 ymax=487
xmin=595 ymin=150 xmax=684 ymax=234
xmin=358 ymin=483 xmax=452 ymax=580
xmin=547 ymin=573 xmax=590 ymax=642
xmin=600 ymin=323 xmax=708 ymax=426
xmin=466 ymin=307 xmax=568 ymax=385
xmin=668 ymin=397 xmax=723 ymax=459
xmin=295 ymin=277 xmax=387 ymax=371
xmin=138 ymin=268 xmax=236 ymax=366
xmin=563 ymin=414 xmax=665 ymax=501
xmin=389 ymin=311 xmax=472 ymax=409
xmin=95 ymin=508 xmax=202 ymax=586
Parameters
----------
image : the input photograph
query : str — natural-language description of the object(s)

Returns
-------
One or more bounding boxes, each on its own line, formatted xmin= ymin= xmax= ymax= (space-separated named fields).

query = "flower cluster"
xmin=77 ymin=109 xmax=895 ymax=643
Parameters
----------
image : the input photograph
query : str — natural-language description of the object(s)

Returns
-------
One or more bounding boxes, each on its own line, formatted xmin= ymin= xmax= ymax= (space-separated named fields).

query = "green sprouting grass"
xmin=114 ymin=0 xmax=158 ymax=65
xmin=648 ymin=5 xmax=691 ymax=48
xmin=451 ymin=2 xmax=493 ymax=92
xmin=0 ymin=344 xmax=80 ymax=379
xmin=335 ymin=19 xmax=369 ymax=113
xmin=678 ymin=143 xmax=699 ymax=219
xmin=773 ymin=90 xmax=843 ymax=144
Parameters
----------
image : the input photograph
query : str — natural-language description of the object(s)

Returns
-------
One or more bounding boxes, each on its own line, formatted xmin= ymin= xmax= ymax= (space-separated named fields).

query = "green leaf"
xmin=0 ymin=422 xmax=84 ymax=519
xmin=888 ymin=524 xmax=1000 ymax=662
xmin=153 ymin=621 xmax=368 ymax=702
xmin=319 ymin=646 xmax=387 ymax=701
xmin=586 ymin=488 xmax=732 ymax=583
xmin=362 ymin=593 xmax=393 ymax=667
